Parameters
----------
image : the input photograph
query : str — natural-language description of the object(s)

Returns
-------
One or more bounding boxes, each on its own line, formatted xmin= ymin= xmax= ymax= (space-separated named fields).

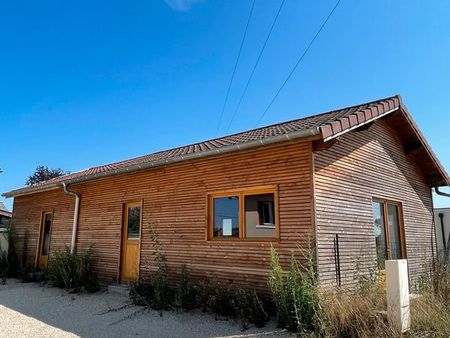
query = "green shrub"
xmin=130 ymin=264 xmax=269 ymax=329
xmin=130 ymin=277 xmax=154 ymax=306
xmin=233 ymin=288 xmax=269 ymax=329
xmin=177 ymin=264 xmax=198 ymax=310
xmin=47 ymin=247 xmax=98 ymax=292
xmin=0 ymin=251 xmax=8 ymax=284
xmin=268 ymin=246 xmax=324 ymax=333
xmin=6 ymin=227 xmax=20 ymax=278
xmin=131 ymin=220 xmax=268 ymax=328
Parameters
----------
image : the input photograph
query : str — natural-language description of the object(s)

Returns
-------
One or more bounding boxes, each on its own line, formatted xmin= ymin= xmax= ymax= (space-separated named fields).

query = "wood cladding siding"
xmin=11 ymin=141 xmax=314 ymax=290
xmin=11 ymin=189 xmax=74 ymax=268
xmin=314 ymin=117 xmax=435 ymax=286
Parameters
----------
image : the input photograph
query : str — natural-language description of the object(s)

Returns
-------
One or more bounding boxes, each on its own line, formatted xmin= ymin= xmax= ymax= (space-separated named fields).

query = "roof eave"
xmin=2 ymin=126 xmax=322 ymax=198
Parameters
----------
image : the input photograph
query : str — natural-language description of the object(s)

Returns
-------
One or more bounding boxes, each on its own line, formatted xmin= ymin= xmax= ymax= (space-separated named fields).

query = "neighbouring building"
xmin=3 ymin=95 xmax=449 ymax=289
xmin=0 ymin=202 xmax=12 ymax=253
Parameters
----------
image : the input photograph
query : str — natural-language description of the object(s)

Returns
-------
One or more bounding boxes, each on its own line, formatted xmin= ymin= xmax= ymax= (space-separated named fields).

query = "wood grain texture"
xmin=314 ymin=116 xmax=435 ymax=286
xmin=12 ymin=141 xmax=314 ymax=290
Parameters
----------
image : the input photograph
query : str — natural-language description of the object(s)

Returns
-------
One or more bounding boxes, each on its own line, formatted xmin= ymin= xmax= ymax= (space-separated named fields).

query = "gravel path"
xmin=0 ymin=279 xmax=292 ymax=338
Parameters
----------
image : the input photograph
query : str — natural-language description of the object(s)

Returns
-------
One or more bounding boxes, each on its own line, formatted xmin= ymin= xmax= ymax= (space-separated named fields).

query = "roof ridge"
xmin=210 ymin=94 xmax=401 ymax=141
xmin=11 ymin=94 xmax=440 ymax=198
xmin=75 ymin=95 xmax=399 ymax=173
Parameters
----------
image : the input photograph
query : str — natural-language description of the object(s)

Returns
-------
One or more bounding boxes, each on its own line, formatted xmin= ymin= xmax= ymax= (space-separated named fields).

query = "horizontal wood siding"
xmin=314 ymin=118 xmax=434 ymax=287
xmin=11 ymin=189 xmax=74 ymax=268
xmin=12 ymin=141 xmax=314 ymax=290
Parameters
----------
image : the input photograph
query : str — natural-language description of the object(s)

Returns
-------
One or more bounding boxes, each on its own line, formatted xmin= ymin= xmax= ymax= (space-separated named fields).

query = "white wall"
xmin=0 ymin=233 xmax=8 ymax=254
xmin=434 ymin=208 xmax=450 ymax=256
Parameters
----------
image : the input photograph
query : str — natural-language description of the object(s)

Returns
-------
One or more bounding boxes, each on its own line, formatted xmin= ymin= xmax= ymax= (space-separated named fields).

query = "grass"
xmin=320 ymin=256 xmax=450 ymax=338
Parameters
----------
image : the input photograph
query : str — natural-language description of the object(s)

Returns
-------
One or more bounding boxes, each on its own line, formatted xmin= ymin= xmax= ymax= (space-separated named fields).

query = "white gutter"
xmin=3 ymin=127 xmax=321 ymax=198
xmin=62 ymin=182 xmax=80 ymax=254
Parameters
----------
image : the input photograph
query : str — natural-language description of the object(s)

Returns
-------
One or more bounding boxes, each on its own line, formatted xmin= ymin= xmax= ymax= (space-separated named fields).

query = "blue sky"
xmin=1 ymin=0 xmax=450 ymax=210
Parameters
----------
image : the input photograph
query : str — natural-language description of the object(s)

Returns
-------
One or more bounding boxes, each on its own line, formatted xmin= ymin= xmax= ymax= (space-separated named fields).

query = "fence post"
xmin=386 ymin=259 xmax=410 ymax=333
xmin=334 ymin=234 xmax=341 ymax=287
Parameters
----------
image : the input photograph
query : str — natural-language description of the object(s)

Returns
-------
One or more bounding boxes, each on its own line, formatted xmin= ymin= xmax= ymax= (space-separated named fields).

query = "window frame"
xmin=372 ymin=198 xmax=407 ymax=262
xmin=35 ymin=208 xmax=54 ymax=268
xmin=207 ymin=185 xmax=279 ymax=242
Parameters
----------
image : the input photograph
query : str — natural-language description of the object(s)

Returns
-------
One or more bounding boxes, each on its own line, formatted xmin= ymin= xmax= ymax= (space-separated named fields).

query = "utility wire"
xmin=225 ymin=0 xmax=286 ymax=133
xmin=254 ymin=0 xmax=342 ymax=127
xmin=215 ymin=0 xmax=256 ymax=136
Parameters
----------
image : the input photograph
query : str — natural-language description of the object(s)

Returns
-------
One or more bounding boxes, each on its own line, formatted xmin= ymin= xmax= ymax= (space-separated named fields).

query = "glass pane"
xmin=245 ymin=194 xmax=276 ymax=238
xmin=127 ymin=206 xmax=141 ymax=239
xmin=387 ymin=204 xmax=402 ymax=259
xmin=372 ymin=202 xmax=386 ymax=269
xmin=41 ymin=213 xmax=52 ymax=256
xmin=213 ymin=196 xmax=239 ymax=238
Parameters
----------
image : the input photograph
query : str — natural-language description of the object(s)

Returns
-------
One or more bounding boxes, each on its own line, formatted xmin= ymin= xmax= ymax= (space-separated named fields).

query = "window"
xmin=213 ymin=196 xmax=239 ymax=237
xmin=372 ymin=199 xmax=405 ymax=269
xmin=127 ymin=206 xmax=141 ymax=239
xmin=41 ymin=213 xmax=53 ymax=256
xmin=208 ymin=187 xmax=278 ymax=240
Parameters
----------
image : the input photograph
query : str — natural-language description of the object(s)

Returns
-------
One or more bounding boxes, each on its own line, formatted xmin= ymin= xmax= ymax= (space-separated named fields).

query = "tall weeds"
xmin=47 ymin=247 xmax=98 ymax=292
xmin=268 ymin=245 xmax=324 ymax=333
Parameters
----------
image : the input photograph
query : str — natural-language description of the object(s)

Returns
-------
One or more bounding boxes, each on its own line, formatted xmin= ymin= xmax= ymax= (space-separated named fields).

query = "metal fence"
xmin=331 ymin=233 xmax=438 ymax=288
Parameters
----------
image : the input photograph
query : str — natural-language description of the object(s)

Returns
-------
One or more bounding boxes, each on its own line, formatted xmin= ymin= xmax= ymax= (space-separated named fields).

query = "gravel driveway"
xmin=0 ymin=279 xmax=291 ymax=338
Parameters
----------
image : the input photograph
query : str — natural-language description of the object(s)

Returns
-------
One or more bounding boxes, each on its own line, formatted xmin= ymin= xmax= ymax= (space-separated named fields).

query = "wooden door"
xmin=120 ymin=202 xmax=142 ymax=282
xmin=38 ymin=212 xmax=53 ymax=269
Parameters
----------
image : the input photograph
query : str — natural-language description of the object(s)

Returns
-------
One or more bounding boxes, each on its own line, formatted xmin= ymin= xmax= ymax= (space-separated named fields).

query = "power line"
xmin=254 ymin=0 xmax=342 ymax=127
xmin=215 ymin=0 xmax=256 ymax=136
xmin=225 ymin=0 xmax=286 ymax=133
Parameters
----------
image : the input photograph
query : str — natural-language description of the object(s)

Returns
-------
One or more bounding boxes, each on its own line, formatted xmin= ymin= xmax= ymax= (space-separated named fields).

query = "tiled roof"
xmin=0 ymin=202 xmax=11 ymax=218
xmin=3 ymin=95 xmax=448 ymax=197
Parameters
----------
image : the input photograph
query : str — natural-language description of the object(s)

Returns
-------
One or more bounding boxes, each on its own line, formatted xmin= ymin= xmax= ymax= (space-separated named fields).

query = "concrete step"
xmin=107 ymin=284 xmax=130 ymax=297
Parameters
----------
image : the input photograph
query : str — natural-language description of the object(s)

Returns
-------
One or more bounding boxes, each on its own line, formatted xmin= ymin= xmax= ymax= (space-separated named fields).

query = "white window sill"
xmin=255 ymin=224 xmax=276 ymax=229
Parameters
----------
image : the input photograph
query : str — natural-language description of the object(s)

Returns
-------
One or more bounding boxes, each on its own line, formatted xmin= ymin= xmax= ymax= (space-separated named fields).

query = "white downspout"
xmin=62 ymin=182 xmax=80 ymax=254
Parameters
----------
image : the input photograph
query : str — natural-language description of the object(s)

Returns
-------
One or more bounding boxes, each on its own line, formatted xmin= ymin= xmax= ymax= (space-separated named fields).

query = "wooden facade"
xmin=314 ymin=116 xmax=435 ymax=286
xmin=12 ymin=141 xmax=314 ymax=289
xmin=8 ymin=99 xmax=446 ymax=290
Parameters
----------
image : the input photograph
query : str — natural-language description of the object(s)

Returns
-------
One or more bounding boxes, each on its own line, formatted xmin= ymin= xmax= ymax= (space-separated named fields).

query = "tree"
xmin=26 ymin=165 xmax=69 ymax=186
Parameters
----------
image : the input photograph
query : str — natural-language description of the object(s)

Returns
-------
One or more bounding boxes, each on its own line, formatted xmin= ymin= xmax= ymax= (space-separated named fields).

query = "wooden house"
xmin=3 ymin=95 xmax=449 ymax=288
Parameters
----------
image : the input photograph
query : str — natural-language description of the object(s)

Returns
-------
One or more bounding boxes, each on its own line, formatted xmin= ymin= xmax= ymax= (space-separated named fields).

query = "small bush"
xmin=3 ymin=227 xmax=21 ymax=278
xmin=177 ymin=264 xmax=198 ymax=310
xmin=47 ymin=247 xmax=99 ymax=292
xmin=130 ymin=277 xmax=154 ymax=306
xmin=233 ymin=288 xmax=269 ymax=329
xmin=130 ymin=265 xmax=269 ymax=329
xmin=0 ymin=251 xmax=8 ymax=284
xmin=268 ymin=246 xmax=324 ymax=333
xmin=130 ymin=220 xmax=269 ymax=328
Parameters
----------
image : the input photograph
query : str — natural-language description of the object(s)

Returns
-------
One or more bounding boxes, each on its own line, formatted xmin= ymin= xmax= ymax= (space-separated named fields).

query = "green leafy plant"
xmin=47 ymin=247 xmax=98 ymax=292
xmin=5 ymin=226 xmax=20 ymax=278
xmin=148 ymin=220 xmax=176 ymax=311
xmin=177 ymin=264 xmax=198 ymax=310
xmin=129 ymin=221 xmax=269 ymax=328
xmin=0 ymin=251 xmax=8 ymax=284
xmin=268 ymin=245 xmax=324 ymax=333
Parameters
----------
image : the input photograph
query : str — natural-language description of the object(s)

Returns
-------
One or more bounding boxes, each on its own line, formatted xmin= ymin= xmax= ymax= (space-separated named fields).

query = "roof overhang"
xmin=2 ymin=127 xmax=321 ymax=198
xmin=316 ymin=97 xmax=449 ymax=187
xmin=3 ymin=95 xmax=448 ymax=198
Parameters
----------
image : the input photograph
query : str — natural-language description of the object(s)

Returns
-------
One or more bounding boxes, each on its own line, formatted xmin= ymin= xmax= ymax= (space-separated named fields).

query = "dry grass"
xmin=409 ymin=257 xmax=450 ymax=338
xmin=320 ymin=259 xmax=450 ymax=338
xmin=409 ymin=292 xmax=450 ymax=337
xmin=321 ymin=284 xmax=398 ymax=338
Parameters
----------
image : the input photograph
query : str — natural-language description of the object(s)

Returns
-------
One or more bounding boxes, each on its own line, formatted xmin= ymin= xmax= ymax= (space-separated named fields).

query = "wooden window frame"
xmin=372 ymin=198 xmax=407 ymax=261
xmin=207 ymin=185 xmax=279 ymax=242
xmin=35 ymin=209 xmax=54 ymax=268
